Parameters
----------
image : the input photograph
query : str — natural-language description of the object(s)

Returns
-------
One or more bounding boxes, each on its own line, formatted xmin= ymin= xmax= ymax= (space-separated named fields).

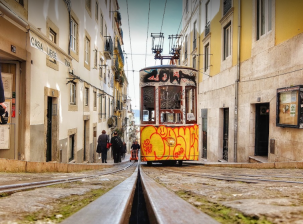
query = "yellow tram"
xmin=139 ymin=65 xmax=198 ymax=166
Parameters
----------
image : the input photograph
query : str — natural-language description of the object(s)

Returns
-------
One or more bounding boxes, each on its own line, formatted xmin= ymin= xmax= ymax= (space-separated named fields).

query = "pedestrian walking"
xmin=111 ymin=131 xmax=123 ymax=163
xmin=121 ymin=142 xmax=127 ymax=160
xmin=96 ymin=130 xmax=109 ymax=163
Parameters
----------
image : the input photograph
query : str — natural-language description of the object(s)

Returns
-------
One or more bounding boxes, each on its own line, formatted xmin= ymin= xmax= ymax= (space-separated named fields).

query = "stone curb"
xmin=0 ymin=158 xmax=113 ymax=173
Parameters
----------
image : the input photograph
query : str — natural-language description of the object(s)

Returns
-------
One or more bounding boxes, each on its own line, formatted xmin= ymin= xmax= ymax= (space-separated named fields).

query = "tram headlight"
xmin=165 ymin=137 xmax=176 ymax=147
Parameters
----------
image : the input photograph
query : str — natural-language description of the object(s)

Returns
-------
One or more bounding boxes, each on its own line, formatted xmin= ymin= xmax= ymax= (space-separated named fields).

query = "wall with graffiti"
xmin=140 ymin=124 xmax=199 ymax=161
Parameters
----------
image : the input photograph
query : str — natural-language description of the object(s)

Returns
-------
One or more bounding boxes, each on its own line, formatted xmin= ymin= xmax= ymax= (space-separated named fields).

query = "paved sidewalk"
xmin=95 ymin=153 xmax=131 ymax=165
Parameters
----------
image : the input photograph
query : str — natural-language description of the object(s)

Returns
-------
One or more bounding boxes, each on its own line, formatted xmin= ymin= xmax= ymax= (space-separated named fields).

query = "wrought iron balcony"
xmin=205 ymin=22 xmax=210 ymax=36
xmin=223 ymin=0 xmax=232 ymax=16
xmin=193 ymin=39 xmax=196 ymax=50
xmin=104 ymin=36 xmax=113 ymax=60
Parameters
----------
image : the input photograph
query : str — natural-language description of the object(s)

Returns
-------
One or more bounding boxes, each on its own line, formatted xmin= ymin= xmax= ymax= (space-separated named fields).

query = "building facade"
xmin=0 ymin=0 xmax=128 ymax=163
xmin=181 ymin=0 xmax=303 ymax=162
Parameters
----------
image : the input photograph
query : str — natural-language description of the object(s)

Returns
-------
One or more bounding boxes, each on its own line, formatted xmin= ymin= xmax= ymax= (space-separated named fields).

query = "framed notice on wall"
xmin=0 ymin=125 xmax=10 ymax=149
xmin=2 ymin=73 xmax=13 ymax=99
xmin=276 ymin=85 xmax=303 ymax=128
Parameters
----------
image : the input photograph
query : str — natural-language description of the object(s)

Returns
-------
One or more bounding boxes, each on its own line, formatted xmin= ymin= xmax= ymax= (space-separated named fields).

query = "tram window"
xmin=186 ymin=86 xmax=196 ymax=123
xmin=159 ymin=86 xmax=182 ymax=109
xmin=141 ymin=86 xmax=155 ymax=123
xmin=161 ymin=112 xmax=181 ymax=123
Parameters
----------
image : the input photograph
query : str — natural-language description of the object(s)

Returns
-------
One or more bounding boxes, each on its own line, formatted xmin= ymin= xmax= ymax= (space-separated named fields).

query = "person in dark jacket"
xmin=0 ymin=65 xmax=7 ymax=115
xmin=111 ymin=131 xmax=122 ymax=163
xmin=97 ymin=130 xmax=109 ymax=163
xmin=131 ymin=141 xmax=140 ymax=151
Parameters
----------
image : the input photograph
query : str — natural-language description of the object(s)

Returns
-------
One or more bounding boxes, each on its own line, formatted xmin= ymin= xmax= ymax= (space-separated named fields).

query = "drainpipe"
xmin=234 ymin=0 xmax=241 ymax=162
xmin=0 ymin=2 xmax=28 ymax=30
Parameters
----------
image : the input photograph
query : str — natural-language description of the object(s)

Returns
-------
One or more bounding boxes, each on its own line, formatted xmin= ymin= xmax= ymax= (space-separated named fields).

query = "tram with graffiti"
xmin=139 ymin=65 xmax=199 ymax=166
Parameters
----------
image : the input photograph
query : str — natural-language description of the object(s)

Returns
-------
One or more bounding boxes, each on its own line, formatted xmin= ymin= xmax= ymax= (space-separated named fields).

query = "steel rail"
xmin=0 ymin=162 xmax=135 ymax=194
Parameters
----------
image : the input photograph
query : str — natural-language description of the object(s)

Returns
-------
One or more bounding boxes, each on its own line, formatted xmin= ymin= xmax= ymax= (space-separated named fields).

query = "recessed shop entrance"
xmin=255 ymin=103 xmax=270 ymax=156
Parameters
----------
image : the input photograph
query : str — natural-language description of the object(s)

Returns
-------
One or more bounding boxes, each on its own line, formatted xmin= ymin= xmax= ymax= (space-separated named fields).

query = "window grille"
xmin=223 ymin=0 xmax=232 ymax=16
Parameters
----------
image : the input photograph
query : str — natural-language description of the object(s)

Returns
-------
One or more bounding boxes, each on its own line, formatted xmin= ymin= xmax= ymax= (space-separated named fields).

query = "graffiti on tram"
xmin=141 ymin=69 xmax=196 ymax=86
xmin=140 ymin=124 xmax=199 ymax=161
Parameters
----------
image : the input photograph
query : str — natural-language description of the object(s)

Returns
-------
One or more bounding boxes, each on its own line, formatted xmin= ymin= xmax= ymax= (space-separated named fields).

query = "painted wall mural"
xmin=140 ymin=124 xmax=199 ymax=161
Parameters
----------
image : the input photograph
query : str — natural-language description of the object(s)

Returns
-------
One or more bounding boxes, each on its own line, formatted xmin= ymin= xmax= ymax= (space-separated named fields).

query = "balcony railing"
xmin=193 ymin=39 xmax=196 ymax=50
xmin=223 ymin=0 xmax=232 ymax=16
xmin=104 ymin=36 xmax=113 ymax=59
xmin=117 ymin=40 xmax=124 ymax=65
xmin=205 ymin=22 xmax=210 ymax=36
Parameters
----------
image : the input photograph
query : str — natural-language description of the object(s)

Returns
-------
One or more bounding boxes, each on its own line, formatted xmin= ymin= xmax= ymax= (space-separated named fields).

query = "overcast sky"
xmin=119 ymin=0 xmax=183 ymax=109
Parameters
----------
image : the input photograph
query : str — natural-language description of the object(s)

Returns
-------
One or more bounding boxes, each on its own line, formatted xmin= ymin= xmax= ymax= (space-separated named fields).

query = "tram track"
xmin=0 ymin=162 xmax=136 ymax=195
xmin=157 ymin=167 xmax=303 ymax=185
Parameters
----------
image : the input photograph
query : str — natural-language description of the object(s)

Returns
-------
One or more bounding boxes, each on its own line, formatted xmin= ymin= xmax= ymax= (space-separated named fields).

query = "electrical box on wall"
xmin=276 ymin=85 xmax=303 ymax=128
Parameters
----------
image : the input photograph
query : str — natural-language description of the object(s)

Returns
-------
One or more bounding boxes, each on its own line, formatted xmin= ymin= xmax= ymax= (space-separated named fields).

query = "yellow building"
xmin=181 ymin=0 xmax=303 ymax=163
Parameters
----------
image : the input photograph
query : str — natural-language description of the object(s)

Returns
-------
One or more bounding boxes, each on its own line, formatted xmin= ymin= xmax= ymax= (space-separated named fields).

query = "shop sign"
xmin=29 ymin=31 xmax=72 ymax=69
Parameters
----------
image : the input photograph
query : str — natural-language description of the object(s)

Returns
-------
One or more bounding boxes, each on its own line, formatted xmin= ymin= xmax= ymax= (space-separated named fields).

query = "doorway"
xmin=223 ymin=108 xmax=229 ymax=161
xmin=83 ymin=120 xmax=87 ymax=161
xmin=255 ymin=103 xmax=270 ymax=156
xmin=46 ymin=97 xmax=52 ymax=162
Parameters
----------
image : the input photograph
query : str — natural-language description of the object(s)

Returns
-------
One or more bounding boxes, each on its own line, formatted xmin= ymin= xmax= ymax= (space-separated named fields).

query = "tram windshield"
xmin=142 ymin=86 xmax=155 ymax=123
xmin=160 ymin=86 xmax=182 ymax=124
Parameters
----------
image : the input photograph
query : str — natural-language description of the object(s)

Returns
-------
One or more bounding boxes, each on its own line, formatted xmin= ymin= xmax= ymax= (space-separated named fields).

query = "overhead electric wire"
xmin=160 ymin=0 xmax=168 ymax=34
xmin=125 ymin=0 xmax=136 ymax=106
xmin=145 ymin=0 xmax=151 ymax=67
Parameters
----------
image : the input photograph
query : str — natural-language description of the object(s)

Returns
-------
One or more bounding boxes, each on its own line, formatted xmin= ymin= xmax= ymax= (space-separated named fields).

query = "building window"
xmin=109 ymin=0 xmax=111 ymax=19
xmin=93 ymin=91 xmax=97 ymax=107
xmin=223 ymin=23 xmax=231 ymax=60
xmin=84 ymin=87 xmax=89 ymax=106
xmin=85 ymin=37 xmax=90 ymax=65
xmin=105 ymin=24 xmax=107 ymax=36
xmin=100 ymin=13 xmax=103 ymax=36
xmin=100 ymin=94 xmax=103 ymax=119
xmin=94 ymin=49 xmax=97 ymax=68
xmin=95 ymin=1 xmax=98 ymax=20
xmin=70 ymin=18 xmax=77 ymax=52
xmin=204 ymin=43 xmax=209 ymax=71
xmin=185 ymin=86 xmax=196 ymax=124
xmin=257 ymin=0 xmax=272 ymax=40
xmin=15 ymin=0 xmax=24 ymax=7
xmin=105 ymin=96 xmax=107 ymax=118
xmin=108 ymin=97 xmax=111 ymax=117
xmin=141 ymin=86 xmax=155 ymax=124
xmin=193 ymin=55 xmax=196 ymax=69
xmin=186 ymin=0 xmax=188 ymax=13
xmin=185 ymin=35 xmax=188 ymax=59
xmin=205 ymin=1 xmax=210 ymax=36
xmin=223 ymin=0 xmax=232 ymax=16
xmin=85 ymin=0 xmax=91 ymax=12
xmin=70 ymin=83 xmax=76 ymax=105
xmin=49 ymin=28 xmax=56 ymax=44
xmin=193 ymin=21 xmax=197 ymax=49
